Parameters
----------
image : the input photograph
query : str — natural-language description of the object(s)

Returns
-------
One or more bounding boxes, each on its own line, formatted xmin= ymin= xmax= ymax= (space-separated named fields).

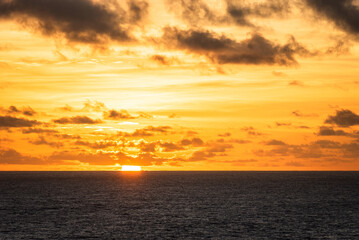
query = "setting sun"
xmin=121 ymin=165 xmax=142 ymax=171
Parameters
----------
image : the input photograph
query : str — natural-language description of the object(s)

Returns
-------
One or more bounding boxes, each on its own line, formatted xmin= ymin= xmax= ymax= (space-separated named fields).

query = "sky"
xmin=0 ymin=0 xmax=359 ymax=171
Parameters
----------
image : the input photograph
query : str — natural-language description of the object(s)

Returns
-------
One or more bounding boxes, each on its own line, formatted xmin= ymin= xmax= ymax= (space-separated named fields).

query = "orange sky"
xmin=0 ymin=0 xmax=359 ymax=171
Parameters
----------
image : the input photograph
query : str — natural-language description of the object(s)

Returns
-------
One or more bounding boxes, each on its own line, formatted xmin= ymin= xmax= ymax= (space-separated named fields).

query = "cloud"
xmin=292 ymin=110 xmax=318 ymax=117
xmin=29 ymin=136 xmax=63 ymax=148
xmin=241 ymin=126 xmax=263 ymax=136
xmin=0 ymin=148 xmax=43 ymax=164
xmin=139 ymin=142 xmax=157 ymax=152
xmin=150 ymin=54 xmax=179 ymax=65
xmin=159 ymin=142 xmax=184 ymax=152
xmin=226 ymin=0 xmax=291 ymax=27
xmin=264 ymin=139 xmax=287 ymax=146
xmin=1 ymin=105 xmax=37 ymax=116
xmin=218 ymin=132 xmax=231 ymax=137
xmin=53 ymin=134 xmax=82 ymax=140
xmin=161 ymin=27 xmax=313 ymax=65
xmin=256 ymin=139 xmax=359 ymax=160
xmin=75 ymin=140 xmax=118 ymax=149
xmin=53 ymin=116 xmax=102 ymax=124
xmin=188 ymin=141 xmax=233 ymax=161
xmin=49 ymin=150 xmax=115 ymax=165
xmin=0 ymin=0 xmax=149 ymax=44
xmin=0 ymin=116 xmax=41 ymax=127
xmin=128 ymin=0 xmax=149 ymax=23
xmin=82 ymin=100 xmax=107 ymax=112
xmin=341 ymin=142 xmax=359 ymax=158
xmin=305 ymin=0 xmax=359 ymax=36
xmin=325 ymin=109 xmax=359 ymax=127
xmin=255 ymin=143 xmax=324 ymax=159
xmin=118 ymin=129 xmax=154 ymax=137
xmin=57 ymin=104 xmax=74 ymax=112
xmin=180 ymin=137 xmax=204 ymax=146
xmin=167 ymin=0 xmax=290 ymax=28
xmin=103 ymin=109 xmax=135 ymax=120
xmin=117 ymin=125 xmax=172 ymax=138
xmin=117 ymin=152 xmax=167 ymax=166
xmin=288 ymin=80 xmax=304 ymax=86
xmin=22 ymin=128 xmax=59 ymax=134
xmin=272 ymin=71 xmax=287 ymax=77
xmin=317 ymin=126 xmax=349 ymax=136
xmin=166 ymin=0 xmax=222 ymax=26
xmin=313 ymin=140 xmax=341 ymax=149
xmin=276 ymin=122 xmax=291 ymax=127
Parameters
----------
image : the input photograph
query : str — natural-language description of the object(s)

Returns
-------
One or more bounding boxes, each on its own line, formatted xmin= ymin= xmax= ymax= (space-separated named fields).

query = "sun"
xmin=121 ymin=165 xmax=142 ymax=171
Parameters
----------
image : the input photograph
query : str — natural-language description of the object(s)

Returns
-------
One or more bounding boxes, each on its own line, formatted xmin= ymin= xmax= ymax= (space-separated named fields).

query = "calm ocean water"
xmin=0 ymin=171 xmax=358 ymax=239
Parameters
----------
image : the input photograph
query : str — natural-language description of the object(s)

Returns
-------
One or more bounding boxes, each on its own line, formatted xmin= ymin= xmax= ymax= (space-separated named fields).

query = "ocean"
xmin=0 ymin=171 xmax=358 ymax=239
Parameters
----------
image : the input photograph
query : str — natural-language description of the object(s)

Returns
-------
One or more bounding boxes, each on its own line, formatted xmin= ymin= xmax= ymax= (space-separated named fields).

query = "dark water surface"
xmin=0 ymin=171 xmax=358 ymax=239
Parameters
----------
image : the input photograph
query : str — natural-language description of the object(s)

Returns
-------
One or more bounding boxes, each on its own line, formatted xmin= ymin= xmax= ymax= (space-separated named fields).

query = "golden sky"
xmin=0 ymin=0 xmax=359 ymax=170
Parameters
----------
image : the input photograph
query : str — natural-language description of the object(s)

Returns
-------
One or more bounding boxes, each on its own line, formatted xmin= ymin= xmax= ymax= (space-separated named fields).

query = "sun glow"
xmin=121 ymin=165 xmax=142 ymax=171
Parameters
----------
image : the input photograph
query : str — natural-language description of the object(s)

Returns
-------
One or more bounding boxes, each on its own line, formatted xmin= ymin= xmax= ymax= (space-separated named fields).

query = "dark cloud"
xmin=118 ymin=129 xmax=154 ymax=137
xmin=276 ymin=122 xmax=291 ymax=127
xmin=255 ymin=143 xmax=324 ymax=159
xmin=325 ymin=109 xmax=359 ymax=127
xmin=188 ymin=142 xmax=233 ymax=161
xmin=313 ymin=140 xmax=341 ymax=149
xmin=305 ymin=0 xmax=359 ymax=35
xmin=292 ymin=110 xmax=318 ymax=117
xmin=150 ymin=54 xmax=179 ymax=65
xmin=218 ymin=132 xmax=231 ymax=137
xmin=103 ymin=109 xmax=135 ymax=120
xmin=0 ymin=115 xmax=41 ymax=127
xmin=53 ymin=134 xmax=82 ymax=140
xmin=226 ymin=0 xmax=290 ymax=27
xmin=265 ymin=139 xmax=287 ymax=146
xmin=0 ymin=0 xmax=149 ymax=44
xmin=341 ymin=142 xmax=359 ymax=158
xmin=118 ymin=125 xmax=172 ymax=138
xmin=117 ymin=152 xmax=167 ymax=166
xmin=128 ymin=0 xmax=149 ymax=23
xmin=75 ymin=140 xmax=118 ymax=149
xmin=317 ymin=126 xmax=349 ymax=136
xmin=161 ymin=27 xmax=313 ymax=65
xmin=22 ymin=128 xmax=59 ymax=134
xmin=29 ymin=136 xmax=63 ymax=148
xmin=166 ymin=0 xmax=222 ymax=26
xmin=53 ymin=116 xmax=102 ymax=124
xmin=256 ymin=138 xmax=359 ymax=160
xmin=159 ymin=142 xmax=184 ymax=152
xmin=139 ymin=142 xmax=157 ymax=152
xmin=1 ymin=105 xmax=37 ymax=116
xmin=0 ymin=148 xmax=43 ymax=164
xmin=241 ymin=126 xmax=263 ymax=136
xmin=7 ymin=106 xmax=20 ymax=114
xmin=49 ymin=150 xmax=115 ymax=165
xmin=22 ymin=107 xmax=37 ymax=116
xmin=167 ymin=0 xmax=290 ymax=28
xmin=189 ymin=150 xmax=216 ymax=161
xmin=180 ymin=137 xmax=204 ymax=146
xmin=145 ymin=126 xmax=172 ymax=133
